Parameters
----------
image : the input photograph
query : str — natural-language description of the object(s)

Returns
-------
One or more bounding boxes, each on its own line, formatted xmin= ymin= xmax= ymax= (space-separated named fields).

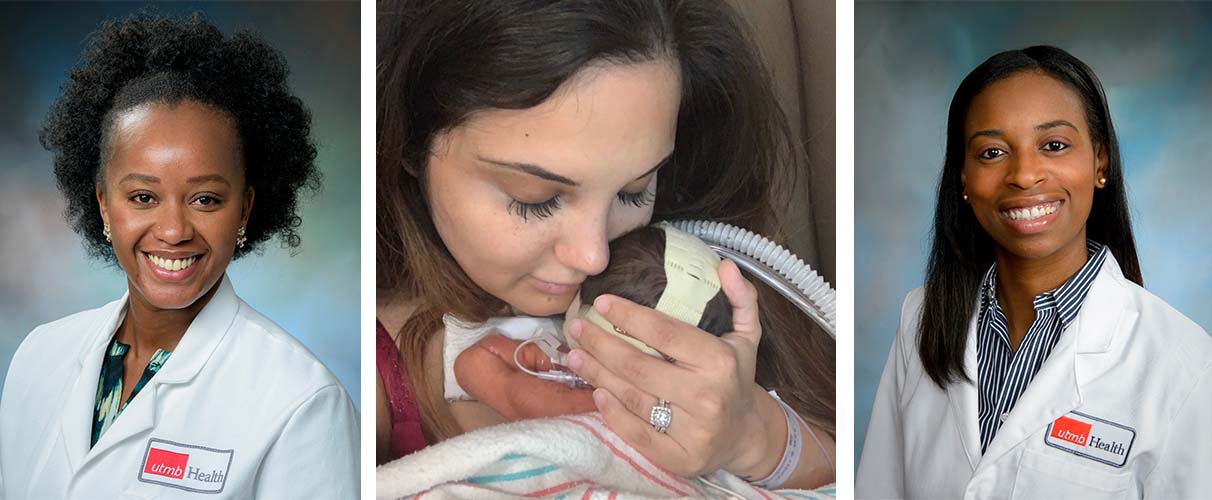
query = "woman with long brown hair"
xmin=376 ymin=0 xmax=834 ymax=490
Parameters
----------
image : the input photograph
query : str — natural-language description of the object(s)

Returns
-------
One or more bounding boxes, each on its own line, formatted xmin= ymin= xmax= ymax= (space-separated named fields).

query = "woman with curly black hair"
xmin=0 ymin=12 xmax=357 ymax=499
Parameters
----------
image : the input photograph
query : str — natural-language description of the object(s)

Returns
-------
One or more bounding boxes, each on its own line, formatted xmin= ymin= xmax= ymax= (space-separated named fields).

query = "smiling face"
xmin=426 ymin=60 xmax=680 ymax=316
xmin=97 ymin=100 xmax=253 ymax=312
xmin=961 ymin=71 xmax=1107 ymax=262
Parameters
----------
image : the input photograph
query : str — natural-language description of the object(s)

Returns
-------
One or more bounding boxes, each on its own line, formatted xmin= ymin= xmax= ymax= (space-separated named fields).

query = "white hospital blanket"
xmin=377 ymin=412 xmax=836 ymax=500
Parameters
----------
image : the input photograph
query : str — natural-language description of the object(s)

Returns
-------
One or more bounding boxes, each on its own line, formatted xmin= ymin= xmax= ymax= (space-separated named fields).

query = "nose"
xmin=555 ymin=216 xmax=610 ymax=277
xmin=153 ymin=201 xmax=194 ymax=245
xmin=1006 ymin=151 xmax=1046 ymax=189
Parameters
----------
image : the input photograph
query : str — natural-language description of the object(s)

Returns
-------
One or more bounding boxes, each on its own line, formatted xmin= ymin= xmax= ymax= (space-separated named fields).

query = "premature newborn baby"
xmin=453 ymin=223 xmax=732 ymax=421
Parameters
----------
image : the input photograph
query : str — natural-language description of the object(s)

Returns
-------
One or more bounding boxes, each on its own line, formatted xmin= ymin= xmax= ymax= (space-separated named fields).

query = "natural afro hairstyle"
xmin=40 ymin=11 xmax=321 ymax=261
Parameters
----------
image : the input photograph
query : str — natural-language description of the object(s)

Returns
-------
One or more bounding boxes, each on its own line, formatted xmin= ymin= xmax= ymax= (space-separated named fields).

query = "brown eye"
xmin=192 ymin=195 xmax=222 ymax=207
xmin=1042 ymin=141 xmax=1069 ymax=152
xmin=130 ymin=193 xmax=155 ymax=205
xmin=979 ymin=148 xmax=1006 ymax=160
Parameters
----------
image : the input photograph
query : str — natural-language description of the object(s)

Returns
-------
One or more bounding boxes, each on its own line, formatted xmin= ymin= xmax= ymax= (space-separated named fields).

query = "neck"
xmin=993 ymin=234 xmax=1089 ymax=350
xmin=116 ymin=279 xmax=221 ymax=356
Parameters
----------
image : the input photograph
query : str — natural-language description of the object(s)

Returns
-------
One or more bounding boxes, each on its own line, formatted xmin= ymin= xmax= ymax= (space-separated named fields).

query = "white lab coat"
xmin=857 ymin=253 xmax=1212 ymax=499
xmin=0 ymin=276 xmax=359 ymax=499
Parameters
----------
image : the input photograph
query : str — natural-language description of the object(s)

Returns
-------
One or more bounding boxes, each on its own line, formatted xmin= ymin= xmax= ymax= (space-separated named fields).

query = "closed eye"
xmin=616 ymin=188 xmax=654 ymax=208
xmin=508 ymin=196 xmax=562 ymax=222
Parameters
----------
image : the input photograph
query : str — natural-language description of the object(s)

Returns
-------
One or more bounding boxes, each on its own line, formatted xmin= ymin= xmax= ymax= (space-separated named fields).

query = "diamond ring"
xmin=650 ymin=399 xmax=672 ymax=433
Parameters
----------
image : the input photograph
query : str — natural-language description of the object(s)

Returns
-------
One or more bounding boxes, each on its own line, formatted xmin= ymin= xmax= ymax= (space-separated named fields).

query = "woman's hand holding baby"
xmin=565 ymin=259 xmax=788 ymax=481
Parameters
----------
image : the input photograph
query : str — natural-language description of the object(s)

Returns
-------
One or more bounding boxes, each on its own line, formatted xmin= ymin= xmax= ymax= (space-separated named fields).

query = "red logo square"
xmin=1051 ymin=415 xmax=1093 ymax=446
xmin=144 ymin=447 xmax=189 ymax=479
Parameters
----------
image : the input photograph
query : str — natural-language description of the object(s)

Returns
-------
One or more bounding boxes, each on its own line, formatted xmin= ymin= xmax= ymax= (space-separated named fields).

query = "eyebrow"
xmin=479 ymin=152 xmax=674 ymax=187
xmin=967 ymin=120 xmax=1081 ymax=145
xmin=1034 ymin=120 xmax=1078 ymax=132
xmin=186 ymin=174 xmax=232 ymax=186
xmin=119 ymin=173 xmax=161 ymax=184
xmin=117 ymin=173 xmax=232 ymax=186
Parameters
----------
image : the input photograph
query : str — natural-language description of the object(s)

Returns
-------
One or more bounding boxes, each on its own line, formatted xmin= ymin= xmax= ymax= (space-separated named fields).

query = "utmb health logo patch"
xmin=1044 ymin=411 xmax=1136 ymax=467
xmin=139 ymin=438 xmax=234 ymax=493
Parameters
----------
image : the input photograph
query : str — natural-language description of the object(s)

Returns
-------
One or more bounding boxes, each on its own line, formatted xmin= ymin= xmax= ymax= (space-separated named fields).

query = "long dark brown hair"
xmin=919 ymin=46 xmax=1141 ymax=387
xmin=377 ymin=0 xmax=832 ymax=444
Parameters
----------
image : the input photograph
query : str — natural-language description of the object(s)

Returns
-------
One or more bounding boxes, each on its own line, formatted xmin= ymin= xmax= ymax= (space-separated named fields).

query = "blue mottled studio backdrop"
xmin=856 ymin=2 xmax=1212 ymax=464
xmin=0 ymin=2 xmax=360 ymax=408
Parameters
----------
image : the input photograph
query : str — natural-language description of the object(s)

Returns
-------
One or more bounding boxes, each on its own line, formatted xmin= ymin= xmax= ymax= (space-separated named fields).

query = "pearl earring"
xmin=236 ymin=226 xmax=247 ymax=249
xmin=963 ymin=193 xmax=969 ymax=202
xmin=1099 ymin=177 xmax=1107 ymax=186
xmin=103 ymin=223 xmax=112 ymax=243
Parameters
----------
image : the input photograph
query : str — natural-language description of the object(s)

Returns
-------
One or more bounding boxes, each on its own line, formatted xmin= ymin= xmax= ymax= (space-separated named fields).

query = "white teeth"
xmin=147 ymin=254 xmax=197 ymax=272
xmin=1003 ymin=203 xmax=1057 ymax=222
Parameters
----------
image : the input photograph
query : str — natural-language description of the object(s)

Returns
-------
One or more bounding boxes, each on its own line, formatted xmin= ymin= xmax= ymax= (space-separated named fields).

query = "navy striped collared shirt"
xmin=976 ymin=240 xmax=1109 ymax=453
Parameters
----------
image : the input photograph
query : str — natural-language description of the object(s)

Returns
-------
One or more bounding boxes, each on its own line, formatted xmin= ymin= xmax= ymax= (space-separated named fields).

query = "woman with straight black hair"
xmin=858 ymin=45 xmax=1212 ymax=498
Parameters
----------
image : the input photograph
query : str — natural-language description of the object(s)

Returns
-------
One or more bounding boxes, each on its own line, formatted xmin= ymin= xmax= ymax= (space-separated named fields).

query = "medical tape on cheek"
xmin=654 ymin=222 xmax=722 ymax=328
xmin=563 ymin=223 xmax=722 ymax=359
xmin=564 ymin=293 xmax=664 ymax=358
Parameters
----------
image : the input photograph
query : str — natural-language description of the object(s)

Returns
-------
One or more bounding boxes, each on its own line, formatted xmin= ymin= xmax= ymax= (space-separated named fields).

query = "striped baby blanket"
xmin=377 ymin=412 xmax=835 ymax=500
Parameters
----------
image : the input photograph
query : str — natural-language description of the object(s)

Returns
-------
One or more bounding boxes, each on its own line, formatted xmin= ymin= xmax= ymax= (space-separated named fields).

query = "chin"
xmin=994 ymin=235 xmax=1072 ymax=261
xmin=129 ymin=275 xmax=219 ymax=311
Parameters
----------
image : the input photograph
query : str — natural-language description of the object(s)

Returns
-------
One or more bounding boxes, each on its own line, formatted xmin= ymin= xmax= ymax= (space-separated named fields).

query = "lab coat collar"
xmin=60 ymin=275 xmax=240 ymax=473
xmin=973 ymin=252 xmax=1133 ymax=473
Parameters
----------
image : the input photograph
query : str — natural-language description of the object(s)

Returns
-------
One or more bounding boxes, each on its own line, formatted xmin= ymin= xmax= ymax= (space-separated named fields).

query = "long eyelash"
xmin=508 ymin=196 xmax=562 ymax=222
xmin=617 ymin=188 xmax=655 ymax=208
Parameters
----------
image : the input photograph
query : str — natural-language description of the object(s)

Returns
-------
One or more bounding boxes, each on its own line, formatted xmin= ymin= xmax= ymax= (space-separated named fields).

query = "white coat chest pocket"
xmin=1010 ymin=449 xmax=1138 ymax=500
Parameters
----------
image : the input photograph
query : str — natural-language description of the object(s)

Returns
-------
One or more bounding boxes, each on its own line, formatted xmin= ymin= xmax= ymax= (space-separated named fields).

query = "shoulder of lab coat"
xmin=1120 ymin=279 xmax=1212 ymax=498
xmin=206 ymin=286 xmax=362 ymax=499
xmin=3 ymin=294 xmax=123 ymax=409
xmin=855 ymin=287 xmax=926 ymax=499
xmin=254 ymin=383 xmax=360 ymax=499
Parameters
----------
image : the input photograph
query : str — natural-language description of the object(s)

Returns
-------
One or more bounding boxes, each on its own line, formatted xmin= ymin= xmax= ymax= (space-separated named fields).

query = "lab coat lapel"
xmin=946 ymin=305 xmax=983 ymax=471
xmin=975 ymin=254 xmax=1130 ymax=473
xmin=151 ymin=275 xmax=239 ymax=385
xmin=80 ymin=276 xmax=240 ymax=464
xmin=60 ymin=294 xmax=128 ymax=473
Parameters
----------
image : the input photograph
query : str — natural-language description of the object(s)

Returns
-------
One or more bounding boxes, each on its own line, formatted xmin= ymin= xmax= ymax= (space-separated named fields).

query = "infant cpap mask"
xmin=513 ymin=220 xmax=836 ymax=388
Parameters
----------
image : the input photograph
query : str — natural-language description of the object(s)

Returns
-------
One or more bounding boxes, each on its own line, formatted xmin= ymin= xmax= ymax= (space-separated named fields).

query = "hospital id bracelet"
xmin=750 ymin=395 xmax=802 ymax=489
xmin=751 ymin=395 xmax=833 ymax=489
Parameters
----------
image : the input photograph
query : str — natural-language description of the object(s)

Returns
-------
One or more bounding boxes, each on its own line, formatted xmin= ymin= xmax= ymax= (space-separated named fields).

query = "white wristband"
xmin=751 ymin=396 xmax=803 ymax=489
xmin=751 ymin=396 xmax=834 ymax=489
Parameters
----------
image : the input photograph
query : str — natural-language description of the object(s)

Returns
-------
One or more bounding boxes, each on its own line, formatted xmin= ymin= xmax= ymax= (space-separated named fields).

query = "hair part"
xmin=918 ymin=45 xmax=1141 ymax=387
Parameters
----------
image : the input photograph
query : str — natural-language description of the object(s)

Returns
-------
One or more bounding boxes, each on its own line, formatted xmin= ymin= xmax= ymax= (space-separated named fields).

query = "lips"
xmin=1000 ymin=200 xmax=1062 ymax=222
xmin=997 ymin=199 xmax=1064 ymax=234
xmin=530 ymin=276 xmax=582 ymax=295
xmin=143 ymin=252 xmax=203 ymax=282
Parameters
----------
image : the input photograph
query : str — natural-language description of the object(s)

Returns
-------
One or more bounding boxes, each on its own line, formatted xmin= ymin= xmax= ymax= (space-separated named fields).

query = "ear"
xmin=1094 ymin=144 xmax=1109 ymax=189
xmin=241 ymin=185 xmax=256 ymax=227
xmin=95 ymin=183 xmax=109 ymax=225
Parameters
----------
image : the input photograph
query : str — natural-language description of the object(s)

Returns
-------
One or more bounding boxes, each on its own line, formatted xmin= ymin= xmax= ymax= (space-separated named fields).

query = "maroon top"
xmin=377 ymin=319 xmax=427 ymax=461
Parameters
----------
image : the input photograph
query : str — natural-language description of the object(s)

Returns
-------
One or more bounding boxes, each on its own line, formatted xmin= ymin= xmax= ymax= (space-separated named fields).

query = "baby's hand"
xmin=454 ymin=333 xmax=596 ymax=420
